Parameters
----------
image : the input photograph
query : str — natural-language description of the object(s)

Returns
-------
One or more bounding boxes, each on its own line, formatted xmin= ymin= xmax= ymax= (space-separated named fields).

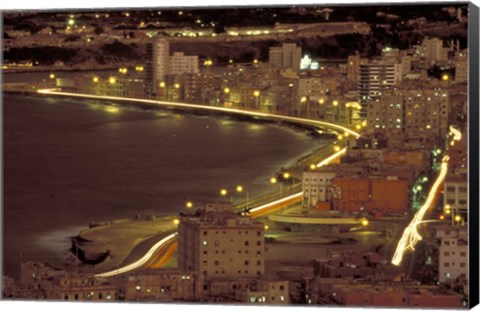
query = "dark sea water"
xmin=3 ymin=93 xmax=326 ymax=278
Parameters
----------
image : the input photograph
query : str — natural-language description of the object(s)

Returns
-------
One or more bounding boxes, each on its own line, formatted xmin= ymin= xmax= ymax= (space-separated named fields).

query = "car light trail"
xmin=391 ymin=157 xmax=449 ymax=266
xmin=449 ymin=125 xmax=462 ymax=141
xmin=247 ymin=192 xmax=303 ymax=214
xmin=316 ymin=148 xmax=346 ymax=167
xmin=95 ymin=232 xmax=177 ymax=278
xmin=37 ymin=89 xmax=360 ymax=138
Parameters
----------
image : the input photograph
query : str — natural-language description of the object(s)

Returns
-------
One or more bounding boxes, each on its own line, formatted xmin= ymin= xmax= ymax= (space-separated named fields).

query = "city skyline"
xmin=1 ymin=2 xmax=478 ymax=309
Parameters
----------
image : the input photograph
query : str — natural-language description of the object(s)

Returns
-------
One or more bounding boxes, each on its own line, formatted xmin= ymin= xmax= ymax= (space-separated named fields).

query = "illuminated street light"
xmin=439 ymin=214 xmax=445 ymax=220
xmin=174 ymin=83 xmax=180 ymax=89
xmin=283 ymin=172 xmax=290 ymax=180
xmin=220 ymin=189 xmax=228 ymax=196
xmin=334 ymin=145 xmax=341 ymax=152
xmin=173 ymin=219 xmax=180 ymax=225
xmin=264 ymin=224 xmax=269 ymax=230
xmin=270 ymin=177 xmax=277 ymax=184
xmin=445 ymin=209 xmax=452 ymax=215
xmin=300 ymin=96 xmax=307 ymax=103
xmin=332 ymin=100 xmax=339 ymax=107
xmin=442 ymin=74 xmax=449 ymax=81
xmin=186 ymin=201 xmax=193 ymax=208
xmin=454 ymin=215 xmax=462 ymax=222
xmin=224 ymin=87 xmax=230 ymax=94
xmin=92 ymin=76 xmax=99 ymax=83
xmin=108 ymin=77 xmax=116 ymax=84
xmin=67 ymin=18 xmax=75 ymax=26
xmin=310 ymin=164 xmax=316 ymax=170
xmin=236 ymin=185 xmax=244 ymax=193
xmin=159 ymin=81 xmax=166 ymax=88
xmin=49 ymin=73 xmax=55 ymax=79
xmin=253 ymin=90 xmax=260 ymax=97
xmin=337 ymin=135 xmax=343 ymax=140
xmin=361 ymin=219 xmax=369 ymax=227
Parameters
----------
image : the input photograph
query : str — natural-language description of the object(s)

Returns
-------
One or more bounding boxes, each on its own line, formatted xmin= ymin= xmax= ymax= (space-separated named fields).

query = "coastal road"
xmin=56 ymin=89 xmax=360 ymax=277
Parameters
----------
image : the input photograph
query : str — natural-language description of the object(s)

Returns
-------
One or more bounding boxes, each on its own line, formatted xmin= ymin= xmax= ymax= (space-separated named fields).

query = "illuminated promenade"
xmin=35 ymin=89 xmax=359 ymax=278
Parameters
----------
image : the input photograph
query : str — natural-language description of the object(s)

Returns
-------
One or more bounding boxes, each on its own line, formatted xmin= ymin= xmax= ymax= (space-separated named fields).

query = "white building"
xmin=269 ymin=43 xmax=302 ymax=72
xmin=170 ymin=52 xmax=199 ymax=75
xmin=421 ymin=37 xmax=449 ymax=65
xmin=302 ymin=168 xmax=336 ymax=208
xmin=358 ymin=61 xmax=402 ymax=117
xmin=178 ymin=202 xmax=265 ymax=280
xmin=366 ymin=88 xmax=449 ymax=140
xmin=435 ymin=225 xmax=468 ymax=283
xmin=235 ymin=279 xmax=290 ymax=305
xmin=443 ymin=174 xmax=468 ymax=218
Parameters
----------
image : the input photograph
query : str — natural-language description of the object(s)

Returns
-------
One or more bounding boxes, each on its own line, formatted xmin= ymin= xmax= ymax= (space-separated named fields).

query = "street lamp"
xmin=49 ymin=73 xmax=55 ymax=79
xmin=173 ymin=219 xmax=180 ymax=225
xmin=236 ymin=185 xmax=249 ymax=211
xmin=270 ymin=176 xmax=283 ymax=193
xmin=92 ymin=76 xmax=99 ymax=83
xmin=186 ymin=201 xmax=193 ymax=209
xmin=310 ymin=164 xmax=316 ymax=170
xmin=220 ymin=188 xmax=228 ymax=197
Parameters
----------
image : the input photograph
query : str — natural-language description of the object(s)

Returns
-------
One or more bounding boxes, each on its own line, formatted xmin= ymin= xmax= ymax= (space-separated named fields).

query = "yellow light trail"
xmin=95 ymin=233 xmax=177 ymax=278
xmin=391 ymin=125 xmax=460 ymax=266
xmin=37 ymin=89 xmax=361 ymax=138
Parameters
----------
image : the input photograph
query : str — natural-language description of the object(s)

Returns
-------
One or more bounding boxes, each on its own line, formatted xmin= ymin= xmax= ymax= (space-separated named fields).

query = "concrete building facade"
xmin=302 ymin=168 xmax=336 ymax=208
xmin=435 ymin=225 xmax=468 ymax=283
xmin=178 ymin=202 xmax=265 ymax=280
xmin=269 ymin=43 xmax=302 ymax=72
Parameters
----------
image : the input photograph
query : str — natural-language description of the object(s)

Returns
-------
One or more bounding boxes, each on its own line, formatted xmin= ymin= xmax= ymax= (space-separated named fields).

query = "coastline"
xmin=5 ymin=90 xmax=351 ymax=275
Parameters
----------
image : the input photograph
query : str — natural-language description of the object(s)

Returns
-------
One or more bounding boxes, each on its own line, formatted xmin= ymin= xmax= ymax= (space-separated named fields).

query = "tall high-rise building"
xmin=178 ymin=202 xmax=265 ymax=280
xmin=269 ymin=43 xmax=302 ymax=72
xmin=421 ymin=37 xmax=449 ymax=65
xmin=145 ymin=38 xmax=170 ymax=98
xmin=347 ymin=53 xmax=367 ymax=83
xmin=358 ymin=61 xmax=402 ymax=117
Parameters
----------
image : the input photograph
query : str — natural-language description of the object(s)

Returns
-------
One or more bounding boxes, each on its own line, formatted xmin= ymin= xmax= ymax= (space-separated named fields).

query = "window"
xmin=203 ymin=231 xmax=208 ymax=236
xmin=214 ymin=240 xmax=219 ymax=246
xmin=256 ymin=251 xmax=262 ymax=257
xmin=245 ymin=260 xmax=249 ymax=266
xmin=257 ymin=231 xmax=261 ymax=236
xmin=444 ymin=262 xmax=450 ymax=267
xmin=460 ymin=263 xmax=466 ymax=268
xmin=444 ymin=251 xmax=450 ymax=257
xmin=245 ymin=241 xmax=249 ymax=246
xmin=257 ymin=260 xmax=261 ymax=266
xmin=444 ymin=241 xmax=450 ymax=246
xmin=257 ymin=241 xmax=262 ymax=246
xmin=214 ymin=260 xmax=219 ymax=266
xmin=203 ymin=260 xmax=207 ymax=266
xmin=460 ymin=252 xmax=466 ymax=257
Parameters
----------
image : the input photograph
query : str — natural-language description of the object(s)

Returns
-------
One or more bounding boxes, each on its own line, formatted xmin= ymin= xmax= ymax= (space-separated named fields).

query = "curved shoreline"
xmin=9 ymin=90 xmax=359 ymax=275
xmin=35 ymin=89 xmax=361 ymax=138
